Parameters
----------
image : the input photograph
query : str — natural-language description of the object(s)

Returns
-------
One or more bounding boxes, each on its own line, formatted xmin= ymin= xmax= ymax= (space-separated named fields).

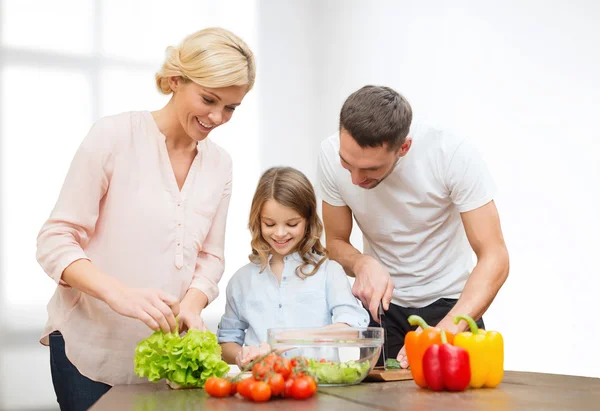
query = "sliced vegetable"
xmin=385 ymin=358 xmax=402 ymax=369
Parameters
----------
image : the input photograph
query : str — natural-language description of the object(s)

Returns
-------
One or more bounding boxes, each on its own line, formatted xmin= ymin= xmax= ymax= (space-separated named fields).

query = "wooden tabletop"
xmin=90 ymin=371 xmax=600 ymax=411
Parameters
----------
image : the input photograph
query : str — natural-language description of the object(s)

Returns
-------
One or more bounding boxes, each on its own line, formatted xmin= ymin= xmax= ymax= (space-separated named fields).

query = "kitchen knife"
xmin=378 ymin=301 xmax=388 ymax=368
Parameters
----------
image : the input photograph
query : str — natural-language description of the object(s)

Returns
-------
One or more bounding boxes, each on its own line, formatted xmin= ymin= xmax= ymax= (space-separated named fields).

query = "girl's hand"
xmin=104 ymin=286 xmax=180 ymax=333
xmin=235 ymin=342 xmax=271 ymax=368
xmin=177 ymin=310 xmax=208 ymax=333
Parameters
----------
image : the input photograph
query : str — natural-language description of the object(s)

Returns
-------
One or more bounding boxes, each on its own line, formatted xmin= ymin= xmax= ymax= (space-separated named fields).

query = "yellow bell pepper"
xmin=453 ymin=315 xmax=504 ymax=388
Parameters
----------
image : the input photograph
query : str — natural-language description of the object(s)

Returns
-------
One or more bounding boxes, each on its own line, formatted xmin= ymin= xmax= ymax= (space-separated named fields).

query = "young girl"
xmin=217 ymin=166 xmax=369 ymax=366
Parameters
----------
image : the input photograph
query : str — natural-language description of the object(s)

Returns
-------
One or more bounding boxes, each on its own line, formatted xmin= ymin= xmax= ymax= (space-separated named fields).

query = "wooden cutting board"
xmin=365 ymin=367 xmax=413 ymax=382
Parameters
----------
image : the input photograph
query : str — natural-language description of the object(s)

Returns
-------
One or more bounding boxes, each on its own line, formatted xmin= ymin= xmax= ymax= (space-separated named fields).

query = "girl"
xmin=217 ymin=167 xmax=369 ymax=366
xmin=36 ymin=27 xmax=255 ymax=410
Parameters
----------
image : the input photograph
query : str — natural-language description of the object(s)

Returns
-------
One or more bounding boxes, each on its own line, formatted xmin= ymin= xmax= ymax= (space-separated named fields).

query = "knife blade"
xmin=378 ymin=301 xmax=388 ymax=369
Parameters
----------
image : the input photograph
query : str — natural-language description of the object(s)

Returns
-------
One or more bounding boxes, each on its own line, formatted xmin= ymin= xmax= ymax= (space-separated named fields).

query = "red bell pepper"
xmin=422 ymin=330 xmax=471 ymax=392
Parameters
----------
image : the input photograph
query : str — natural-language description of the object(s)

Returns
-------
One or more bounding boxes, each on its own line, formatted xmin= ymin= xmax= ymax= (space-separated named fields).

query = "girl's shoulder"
xmin=227 ymin=261 xmax=262 ymax=287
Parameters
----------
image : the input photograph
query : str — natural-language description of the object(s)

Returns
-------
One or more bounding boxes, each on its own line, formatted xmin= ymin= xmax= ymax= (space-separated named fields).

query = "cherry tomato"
xmin=290 ymin=358 xmax=298 ymax=367
xmin=237 ymin=377 xmax=256 ymax=400
xmin=264 ymin=354 xmax=278 ymax=366
xmin=320 ymin=358 xmax=327 ymax=363
xmin=250 ymin=381 xmax=272 ymax=402
xmin=292 ymin=376 xmax=317 ymax=400
xmin=204 ymin=377 xmax=232 ymax=398
xmin=273 ymin=358 xmax=292 ymax=380
xmin=229 ymin=381 xmax=237 ymax=396
xmin=268 ymin=373 xmax=285 ymax=396
xmin=284 ymin=377 xmax=295 ymax=398
xmin=252 ymin=363 xmax=270 ymax=380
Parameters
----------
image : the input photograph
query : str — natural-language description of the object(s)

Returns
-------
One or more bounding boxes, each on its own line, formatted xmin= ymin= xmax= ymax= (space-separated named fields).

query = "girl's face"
xmin=260 ymin=199 xmax=307 ymax=258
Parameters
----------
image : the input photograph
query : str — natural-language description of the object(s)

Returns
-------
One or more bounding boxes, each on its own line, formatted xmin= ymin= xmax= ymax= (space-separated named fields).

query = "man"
xmin=316 ymin=85 xmax=509 ymax=368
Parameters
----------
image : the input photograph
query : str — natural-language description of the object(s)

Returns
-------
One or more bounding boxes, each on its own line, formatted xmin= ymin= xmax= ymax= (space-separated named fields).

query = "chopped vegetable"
xmin=385 ymin=358 xmax=402 ymax=369
xmin=134 ymin=329 xmax=230 ymax=388
xmin=307 ymin=359 xmax=371 ymax=384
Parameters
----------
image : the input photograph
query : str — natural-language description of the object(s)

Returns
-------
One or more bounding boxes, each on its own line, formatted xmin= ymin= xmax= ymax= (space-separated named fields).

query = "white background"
xmin=1 ymin=1 xmax=598 ymax=409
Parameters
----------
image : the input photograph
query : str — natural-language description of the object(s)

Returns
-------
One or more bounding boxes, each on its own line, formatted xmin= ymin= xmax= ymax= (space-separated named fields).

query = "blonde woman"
xmin=36 ymin=27 xmax=255 ymax=410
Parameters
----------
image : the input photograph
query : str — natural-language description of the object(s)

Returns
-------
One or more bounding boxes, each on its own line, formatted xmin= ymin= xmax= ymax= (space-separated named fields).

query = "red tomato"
xmin=250 ymin=381 xmax=272 ymax=402
xmin=229 ymin=381 xmax=237 ymax=396
xmin=292 ymin=376 xmax=317 ymax=400
xmin=320 ymin=358 xmax=327 ymax=363
xmin=290 ymin=358 xmax=298 ymax=367
xmin=273 ymin=358 xmax=292 ymax=380
xmin=204 ymin=377 xmax=232 ymax=398
xmin=264 ymin=354 xmax=278 ymax=366
xmin=252 ymin=363 xmax=270 ymax=380
xmin=268 ymin=373 xmax=285 ymax=396
xmin=284 ymin=377 xmax=295 ymax=398
xmin=237 ymin=377 xmax=256 ymax=400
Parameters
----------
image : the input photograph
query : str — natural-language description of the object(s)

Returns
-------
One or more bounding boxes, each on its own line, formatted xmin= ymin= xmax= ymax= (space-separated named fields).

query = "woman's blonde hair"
xmin=156 ymin=27 xmax=256 ymax=94
xmin=249 ymin=167 xmax=328 ymax=278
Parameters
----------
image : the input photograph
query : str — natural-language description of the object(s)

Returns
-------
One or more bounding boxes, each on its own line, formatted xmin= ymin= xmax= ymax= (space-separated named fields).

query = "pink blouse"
xmin=36 ymin=111 xmax=232 ymax=385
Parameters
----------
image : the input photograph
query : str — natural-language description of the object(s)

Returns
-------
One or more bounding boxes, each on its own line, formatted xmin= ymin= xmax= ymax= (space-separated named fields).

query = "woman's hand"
xmin=235 ymin=342 xmax=271 ymax=368
xmin=104 ymin=286 xmax=180 ymax=333
xmin=177 ymin=310 xmax=207 ymax=333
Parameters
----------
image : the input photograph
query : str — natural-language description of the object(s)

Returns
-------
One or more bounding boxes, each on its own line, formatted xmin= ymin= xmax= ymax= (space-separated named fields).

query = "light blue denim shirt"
xmin=217 ymin=252 xmax=370 ymax=348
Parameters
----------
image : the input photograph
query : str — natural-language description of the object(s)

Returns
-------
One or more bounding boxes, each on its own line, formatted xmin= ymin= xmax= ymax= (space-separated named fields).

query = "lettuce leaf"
xmin=134 ymin=329 xmax=230 ymax=388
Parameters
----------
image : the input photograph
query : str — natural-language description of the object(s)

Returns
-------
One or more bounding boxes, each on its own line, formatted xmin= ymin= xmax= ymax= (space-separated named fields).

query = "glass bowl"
xmin=267 ymin=327 xmax=383 ymax=386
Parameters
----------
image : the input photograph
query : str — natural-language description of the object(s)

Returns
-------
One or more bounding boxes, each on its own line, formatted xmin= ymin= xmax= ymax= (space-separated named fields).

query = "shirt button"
xmin=177 ymin=242 xmax=181 ymax=246
xmin=177 ymin=203 xmax=181 ymax=207
xmin=178 ymin=223 xmax=182 ymax=227
xmin=279 ymin=304 xmax=282 ymax=308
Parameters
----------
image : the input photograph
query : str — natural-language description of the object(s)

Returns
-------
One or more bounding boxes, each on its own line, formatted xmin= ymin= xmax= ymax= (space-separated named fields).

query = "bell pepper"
xmin=453 ymin=315 xmax=504 ymax=388
xmin=405 ymin=315 xmax=454 ymax=388
xmin=422 ymin=329 xmax=471 ymax=391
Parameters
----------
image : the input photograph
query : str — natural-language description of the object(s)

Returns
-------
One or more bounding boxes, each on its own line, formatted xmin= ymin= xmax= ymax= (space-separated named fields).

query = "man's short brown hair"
xmin=339 ymin=85 xmax=412 ymax=150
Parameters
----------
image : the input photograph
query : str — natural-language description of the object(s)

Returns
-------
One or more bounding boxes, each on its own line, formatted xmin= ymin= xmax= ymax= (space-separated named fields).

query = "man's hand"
xmin=396 ymin=344 xmax=409 ymax=369
xmin=352 ymin=255 xmax=395 ymax=320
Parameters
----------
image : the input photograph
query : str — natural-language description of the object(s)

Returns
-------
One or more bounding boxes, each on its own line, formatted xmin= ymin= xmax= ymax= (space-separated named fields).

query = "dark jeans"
xmin=370 ymin=298 xmax=485 ymax=366
xmin=49 ymin=331 xmax=111 ymax=411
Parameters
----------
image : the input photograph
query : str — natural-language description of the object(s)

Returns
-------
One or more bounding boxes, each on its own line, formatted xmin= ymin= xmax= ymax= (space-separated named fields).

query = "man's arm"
xmin=396 ymin=200 xmax=509 ymax=367
xmin=436 ymin=200 xmax=510 ymax=332
xmin=321 ymin=201 xmax=360 ymax=276
xmin=322 ymin=201 xmax=395 ymax=319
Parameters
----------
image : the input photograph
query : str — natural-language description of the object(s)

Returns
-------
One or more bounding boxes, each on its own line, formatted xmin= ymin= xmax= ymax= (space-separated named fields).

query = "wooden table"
xmin=90 ymin=371 xmax=600 ymax=410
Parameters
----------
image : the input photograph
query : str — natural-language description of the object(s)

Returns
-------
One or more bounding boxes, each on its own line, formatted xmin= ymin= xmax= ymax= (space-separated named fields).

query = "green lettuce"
xmin=134 ymin=329 xmax=230 ymax=388
xmin=307 ymin=359 xmax=371 ymax=385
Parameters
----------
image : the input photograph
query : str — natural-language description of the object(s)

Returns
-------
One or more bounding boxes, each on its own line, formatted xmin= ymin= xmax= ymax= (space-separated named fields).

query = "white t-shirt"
xmin=316 ymin=123 xmax=496 ymax=308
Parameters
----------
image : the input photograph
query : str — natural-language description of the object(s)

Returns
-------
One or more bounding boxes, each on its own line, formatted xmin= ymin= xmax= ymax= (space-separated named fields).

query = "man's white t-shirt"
xmin=316 ymin=124 xmax=496 ymax=308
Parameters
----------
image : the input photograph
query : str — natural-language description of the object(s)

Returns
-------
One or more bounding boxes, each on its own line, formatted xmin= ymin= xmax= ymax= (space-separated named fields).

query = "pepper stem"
xmin=407 ymin=315 xmax=430 ymax=329
xmin=453 ymin=315 xmax=479 ymax=335
xmin=440 ymin=329 xmax=448 ymax=344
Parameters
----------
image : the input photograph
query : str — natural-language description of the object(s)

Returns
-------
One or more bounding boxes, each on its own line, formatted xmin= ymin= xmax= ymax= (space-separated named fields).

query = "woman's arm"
xmin=63 ymin=259 xmax=180 ymax=333
xmin=36 ymin=117 xmax=179 ymax=333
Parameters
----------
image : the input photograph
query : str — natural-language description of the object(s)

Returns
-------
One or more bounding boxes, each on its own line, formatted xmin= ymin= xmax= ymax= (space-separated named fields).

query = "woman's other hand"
xmin=177 ymin=310 xmax=208 ymax=333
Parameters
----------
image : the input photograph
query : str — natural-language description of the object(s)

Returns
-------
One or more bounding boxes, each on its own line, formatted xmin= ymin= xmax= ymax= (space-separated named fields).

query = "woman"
xmin=36 ymin=27 xmax=255 ymax=410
